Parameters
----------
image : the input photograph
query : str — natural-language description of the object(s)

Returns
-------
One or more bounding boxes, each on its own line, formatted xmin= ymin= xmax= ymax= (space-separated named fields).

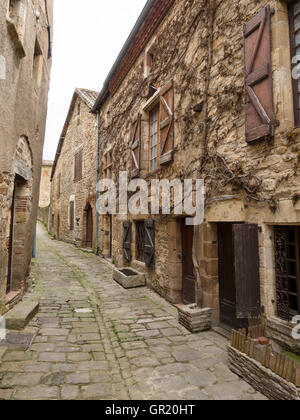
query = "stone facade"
xmin=0 ymin=0 xmax=53 ymax=314
xmin=90 ymin=0 xmax=300 ymax=353
xmin=37 ymin=160 xmax=53 ymax=227
xmin=49 ymin=89 xmax=99 ymax=251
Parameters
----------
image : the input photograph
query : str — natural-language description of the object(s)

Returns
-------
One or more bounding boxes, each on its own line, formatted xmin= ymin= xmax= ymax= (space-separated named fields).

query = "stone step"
xmin=4 ymin=301 xmax=39 ymax=330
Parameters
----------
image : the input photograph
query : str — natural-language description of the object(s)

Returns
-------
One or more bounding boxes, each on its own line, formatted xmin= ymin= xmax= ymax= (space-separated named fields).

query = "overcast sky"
xmin=43 ymin=0 xmax=147 ymax=161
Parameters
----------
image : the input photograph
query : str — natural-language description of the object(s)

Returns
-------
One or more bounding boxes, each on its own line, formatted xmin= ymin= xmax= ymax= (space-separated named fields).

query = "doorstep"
xmin=4 ymin=301 xmax=39 ymax=330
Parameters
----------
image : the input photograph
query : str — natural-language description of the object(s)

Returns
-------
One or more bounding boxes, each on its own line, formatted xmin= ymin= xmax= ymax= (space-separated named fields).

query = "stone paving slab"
xmin=0 ymin=223 xmax=267 ymax=400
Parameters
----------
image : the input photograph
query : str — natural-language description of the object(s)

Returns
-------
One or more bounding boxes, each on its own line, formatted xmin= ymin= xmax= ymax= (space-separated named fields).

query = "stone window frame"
xmin=6 ymin=0 xmax=27 ymax=59
xmin=33 ymin=38 xmax=43 ymax=91
xmin=143 ymin=87 xmax=161 ymax=174
xmin=103 ymin=148 xmax=113 ymax=179
xmin=288 ymin=0 xmax=300 ymax=127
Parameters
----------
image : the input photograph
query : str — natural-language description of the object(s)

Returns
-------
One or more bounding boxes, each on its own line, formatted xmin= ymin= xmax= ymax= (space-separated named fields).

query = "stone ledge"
xmin=176 ymin=304 xmax=212 ymax=333
xmin=4 ymin=301 xmax=39 ymax=330
xmin=228 ymin=346 xmax=300 ymax=400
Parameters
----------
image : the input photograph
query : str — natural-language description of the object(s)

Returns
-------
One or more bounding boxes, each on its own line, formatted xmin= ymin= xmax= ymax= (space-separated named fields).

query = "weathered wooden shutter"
xmin=78 ymin=149 xmax=83 ymax=180
xmin=130 ymin=116 xmax=141 ymax=178
xmin=123 ymin=221 xmax=132 ymax=262
xmin=244 ymin=6 xmax=275 ymax=143
xmin=69 ymin=201 xmax=74 ymax=231
xmin=74 ymin=153 xmax=78 ymax=181
xmin=144 ymin=219 xmax=155 ymax=268
xmin=159 ymin=81 xmax=174 ymax=165
xmin=233 ymin=224 xmax=261 ymax=319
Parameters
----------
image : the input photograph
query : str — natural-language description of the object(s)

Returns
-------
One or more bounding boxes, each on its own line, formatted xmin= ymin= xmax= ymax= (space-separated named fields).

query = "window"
xmin=33 ymin=39 xmax=43 ymax=89
xmin=289 ymin=1 xmax=300 ymax=126
xmin=6 ymin=0 xmax=26 ymax=58
xmin=77 ymin=103 xmax=81 ymax=126
xmin=74 ymin=149 xmax=83 ymax=181
xmin=149 ymin=105 xmax=159 ymax=171
xmin=57 ymin=174 xmax=61 ymax=199
xmin=136 ymin=221 xmax=145 ymax=263
xmin=69 ymin=201 xmax=74 ymax=231
xmin=274 ymin=226 xmax=300 ymax=321
xmin=103 ymin=149 xmax=113 ymax=179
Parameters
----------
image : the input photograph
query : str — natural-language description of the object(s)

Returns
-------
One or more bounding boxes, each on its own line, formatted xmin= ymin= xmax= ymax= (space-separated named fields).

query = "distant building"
xmin=38 ymin=160 xmax=53 ymax=227
xmin=0 ymin=0 xmax=53 ymax=313
xmin=50 ymin=89 xmax=99 ymax=250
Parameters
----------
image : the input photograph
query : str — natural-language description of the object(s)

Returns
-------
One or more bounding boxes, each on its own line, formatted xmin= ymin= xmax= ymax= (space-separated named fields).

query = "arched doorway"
xmin=86 ymin=205 xmax=93 ymax=248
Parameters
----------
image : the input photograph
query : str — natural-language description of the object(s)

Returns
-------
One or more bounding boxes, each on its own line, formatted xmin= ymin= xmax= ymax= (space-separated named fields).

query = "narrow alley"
xmin=0 ymin=224 xmax=266 ymax=400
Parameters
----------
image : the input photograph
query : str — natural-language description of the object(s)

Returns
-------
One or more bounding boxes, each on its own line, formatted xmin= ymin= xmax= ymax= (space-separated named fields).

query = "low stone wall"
xmin=266 ymin=317 xmax=300 ymax=354
xmin=228 ymin=346 xmax=300 ymax=400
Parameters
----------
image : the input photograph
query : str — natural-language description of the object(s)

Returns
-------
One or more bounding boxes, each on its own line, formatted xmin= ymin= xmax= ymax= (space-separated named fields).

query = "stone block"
xmin=113 ymin=268 xmax=146 ymax=289
xmin=4 ymin=301 xmax=39 ymax=330
xmin=176 ymin=304 xmax=212 ymax=333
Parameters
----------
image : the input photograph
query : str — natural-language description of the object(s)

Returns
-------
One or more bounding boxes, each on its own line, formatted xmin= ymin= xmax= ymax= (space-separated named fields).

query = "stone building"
xmin=37 ymin=160 xmax=53 ymax=227
xmin=91 ymin=0 xmax=300 ymax=354
xmin=50 ymin=89 xmax=99 ymax=250
xmin=0 ymin=0 xmax=53 ymax=313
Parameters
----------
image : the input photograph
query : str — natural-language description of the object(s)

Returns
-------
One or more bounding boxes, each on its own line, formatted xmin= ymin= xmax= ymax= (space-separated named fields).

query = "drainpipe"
xmin=95 ymin=112 xmax=100 ymax=254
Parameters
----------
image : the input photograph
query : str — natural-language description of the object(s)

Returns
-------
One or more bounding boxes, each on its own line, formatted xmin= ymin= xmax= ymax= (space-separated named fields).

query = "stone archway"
xmin=6 ymin=136 xmax=33 ymax=296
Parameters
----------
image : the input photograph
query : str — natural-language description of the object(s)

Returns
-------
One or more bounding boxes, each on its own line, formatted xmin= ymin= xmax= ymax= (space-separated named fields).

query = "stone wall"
xmin=228 ymin=346 xmax=300 ymax=400
xmin=0 ymin=0 xmax=53 ymax=314
xmin=39 ymin=161 xmax=53 ymax=208
xmin=94 ymin=0 xmax=300 ymax=335
xmin=50 ymin=94 xmax=98 ymax=250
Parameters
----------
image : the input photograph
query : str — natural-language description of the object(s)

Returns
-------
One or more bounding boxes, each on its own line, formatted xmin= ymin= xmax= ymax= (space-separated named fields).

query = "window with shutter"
xmin=159 ymin=81 xmax=174 ymax=165
xmin=57 ymin=173 xmax=61 ymax=199
xmin=123 ymin=221 xmax=132 ymax=262
xmin=144 ymin=219 xmax=155 ymax=268
xmin=244 ymin=6 xmax=275 ymax=143
xmin=69 ymin=201 xmax=74 ymax=231
xmin=289 ymin=1 xmax=300 ymax=126
xmin=136 ymin=221 xmax=145 ymax=263
xmin=274 ymin=226 xmax=300 ymax=321
xmin=74 ymin=149 xmax=83 ymax=182
xmin=233 ymin=224 xmax=261 ymax=319
xmin=130 ymin=116 xmax=141 ymax=178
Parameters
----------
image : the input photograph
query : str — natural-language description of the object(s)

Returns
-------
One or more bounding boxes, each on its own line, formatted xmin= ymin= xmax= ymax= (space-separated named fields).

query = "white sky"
xmin=43 ymin=0 xmax=147 ymax=161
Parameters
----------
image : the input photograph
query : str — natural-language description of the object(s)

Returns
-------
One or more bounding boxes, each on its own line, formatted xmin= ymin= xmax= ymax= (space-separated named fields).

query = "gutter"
xmin=92 ymin=0 xmax=157 ymax=113
xmin=95 ymin=112 xmax=100 ymax=253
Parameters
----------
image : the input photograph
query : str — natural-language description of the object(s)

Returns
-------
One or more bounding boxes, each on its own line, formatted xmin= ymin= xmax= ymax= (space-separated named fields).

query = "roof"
xmin=51 ymin=88 xmax=99 ymax=181
xmin=92 ymin=0 xmax=175 ymax=112
xmin=76 ymin=88 xmax=99 ymax=109
xmin=42 ymin=160 xmax=53 ymax=166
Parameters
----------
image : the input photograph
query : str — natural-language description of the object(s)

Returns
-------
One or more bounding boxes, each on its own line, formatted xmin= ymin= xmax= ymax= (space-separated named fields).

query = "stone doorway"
xmin=86 ymin=205 xmax=93 ymax=249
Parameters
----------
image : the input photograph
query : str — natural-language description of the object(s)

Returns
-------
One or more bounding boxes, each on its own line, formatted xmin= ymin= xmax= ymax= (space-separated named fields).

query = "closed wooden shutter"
xmin=123 ymin=221 xmax=132 ymax=262
xmin=244 ymin=6 xmax=275 ymax=143
xmin=74 ymin=153 xmax=78 ymax=181
xmin=130 ymin=116 xmax=141 ymax=178
xmin=233 ymin=224 xmax=261 ymax=319
xmin=159 ymin=81 xmax=174 ymax=165
xmin=144 ymin=219 xmax=155 ymax=268
xmin=74 ymin=150 xmax=83 ymax=181
xmin=69 ymin=201 xmax=74 ymax=231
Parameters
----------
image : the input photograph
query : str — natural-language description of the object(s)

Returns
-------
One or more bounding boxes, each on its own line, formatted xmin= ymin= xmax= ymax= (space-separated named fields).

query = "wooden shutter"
xmin=69 ymin=201 xmax=74 ymax=231
xmin=78 ymin=149 xmax=83 ymax=180
xmin=144 ymin=219 xmax=155 ymax=268
xmin=130 ymin=116 xmax=141 ymax=178
xmin=159 ymin=81 xmax=174 ymax=165
xmin=233 ymin=224 xmax=261 ymax=319
xmin=74 ymin=153 xmax=78 ymax=181
xmin=244 ymin=6 xmax=275 ymax=143
xmin=123 ymin=221 xmax=132 ymax=262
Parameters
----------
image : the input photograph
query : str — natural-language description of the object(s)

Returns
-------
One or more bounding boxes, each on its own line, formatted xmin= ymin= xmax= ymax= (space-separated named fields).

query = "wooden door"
xmin=86 ymin=206 xmax=93 ymax=248
xmin=181 ymin=221 xmax=195 ymax=304
xmin=6 ymin=182 xmax=16 ymax=294
xmin=218 ymin=224 xmax=248 ymax=330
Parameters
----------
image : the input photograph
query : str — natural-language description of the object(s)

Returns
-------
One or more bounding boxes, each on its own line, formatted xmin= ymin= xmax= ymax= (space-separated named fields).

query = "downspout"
xmin=95 ymin=112 xmax=100 ymax=254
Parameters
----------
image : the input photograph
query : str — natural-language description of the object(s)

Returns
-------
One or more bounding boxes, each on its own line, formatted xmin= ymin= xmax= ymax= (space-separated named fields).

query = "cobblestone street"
xmin=0 ymin=224 xmax=266 ymax=400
